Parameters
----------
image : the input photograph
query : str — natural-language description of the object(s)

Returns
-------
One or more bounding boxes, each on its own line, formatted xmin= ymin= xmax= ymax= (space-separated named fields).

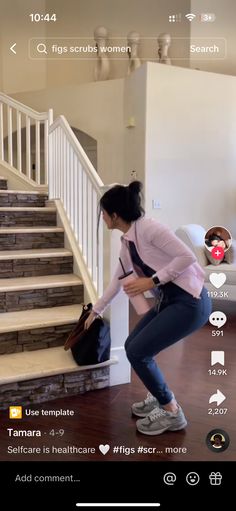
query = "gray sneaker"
xmin=132 ymin=391 xmax=175 ymax=418
xmin=131 ymin=392 xmax=159 ymax=417
xmin=136 ymin=405 xmax=187 ymax=435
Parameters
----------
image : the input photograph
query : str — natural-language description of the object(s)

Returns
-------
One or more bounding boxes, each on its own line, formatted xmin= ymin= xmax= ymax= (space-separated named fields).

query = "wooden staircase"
xmin=0 ymin=178 xmax=112 ymax=409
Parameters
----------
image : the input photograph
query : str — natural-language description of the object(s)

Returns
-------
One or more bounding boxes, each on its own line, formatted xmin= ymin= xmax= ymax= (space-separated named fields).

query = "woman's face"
xmin=102 ymin=209 xmax=116 ymax=229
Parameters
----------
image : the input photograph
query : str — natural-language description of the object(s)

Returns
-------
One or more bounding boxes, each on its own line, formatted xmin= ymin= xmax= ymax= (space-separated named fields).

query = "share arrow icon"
xmin=209 ymin=389 xmax=226 ymax=406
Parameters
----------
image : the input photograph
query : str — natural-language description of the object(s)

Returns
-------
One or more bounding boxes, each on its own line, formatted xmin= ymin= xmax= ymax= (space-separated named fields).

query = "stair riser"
xmin=0 ymin=256 xmax=73 ymax=278
xmin=0 ymin=232 xmax=64 ymax=249
xmin=0 ymin=368 xmax=109 ymax=410
xmin=0 ymin=285 xmax=83 ymax=312
xmin=0 ymin=323 xmax=77 ymax=354
xmin=0 ymin=194 xmax=48 ymax=207
xmin=0 ymin=179 xmax=7 ymax=190
xmin=0 ymin=211 xmax=56 ymax=227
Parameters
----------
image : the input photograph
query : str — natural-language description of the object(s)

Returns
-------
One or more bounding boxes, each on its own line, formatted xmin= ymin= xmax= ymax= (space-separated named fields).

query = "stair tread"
xmin=0 ymin=190 xmax=47 ymax=195
xmin=0 ymin=226 xmax=63 ymax=233
xmin=0 ymin=346 xmax=117 ymax=385
xmin=0 ymin=304 xmax=82 ymax=333
xmin=0 ymin=206 xmax=56 ymax=211
xmin=0 ymin=273 xmax=82 ymax=292
xmin=0 ymin=248 xmax=72 ymax=260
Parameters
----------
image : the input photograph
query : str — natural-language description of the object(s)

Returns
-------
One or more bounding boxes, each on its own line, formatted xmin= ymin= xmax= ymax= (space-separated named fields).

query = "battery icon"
xmin=200 ymin=13 xmax=216 ymax=22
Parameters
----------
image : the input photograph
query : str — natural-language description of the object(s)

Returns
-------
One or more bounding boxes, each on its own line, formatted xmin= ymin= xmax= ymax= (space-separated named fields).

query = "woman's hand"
xmin=123 ymin=277 xmax=155 ymax=297
xmin=84 ymin=311 xmax=98 ymax=330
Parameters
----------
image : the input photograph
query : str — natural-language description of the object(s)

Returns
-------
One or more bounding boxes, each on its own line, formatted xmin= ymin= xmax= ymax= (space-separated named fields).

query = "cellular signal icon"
xmin=185 ymin=13 xmax=196 ymax=21
xmin=169 ymin=13 xmax=182 ymax=23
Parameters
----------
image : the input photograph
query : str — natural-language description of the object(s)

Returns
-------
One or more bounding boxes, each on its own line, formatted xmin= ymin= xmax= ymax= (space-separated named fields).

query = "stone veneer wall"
xmin=0 ymin=255 xmax=73 ymax=278
xmin=0 ymin=367 xmax=110 ymax=409
xmin=0 ymin=232 xmax=64 ymax=250
xmin=0 ymin=323 xmax=77 ymax=354
xmin=0 ymin=193 xmax=48 ymax=207
xmin=0 ymin=284 xmax=83 ymax=312
xmin=0 ymin=210 xmax=56 ymax=227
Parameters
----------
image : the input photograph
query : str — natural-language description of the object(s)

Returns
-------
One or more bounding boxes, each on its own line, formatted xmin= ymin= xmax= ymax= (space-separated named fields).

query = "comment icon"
xmin=209 ymin=311 xmax=227 ymax=329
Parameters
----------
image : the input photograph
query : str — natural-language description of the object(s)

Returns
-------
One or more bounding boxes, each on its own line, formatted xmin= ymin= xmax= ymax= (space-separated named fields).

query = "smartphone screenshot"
xmin=0 ymin=0 xmax=235 ymax=508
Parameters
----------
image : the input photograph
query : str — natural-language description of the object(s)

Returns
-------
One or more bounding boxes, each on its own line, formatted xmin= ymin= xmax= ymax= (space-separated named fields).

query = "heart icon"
xmin=209 ymin=273 xmax=226 ymax=289
xmin=99 ymin=444 xmax=110 ymax=455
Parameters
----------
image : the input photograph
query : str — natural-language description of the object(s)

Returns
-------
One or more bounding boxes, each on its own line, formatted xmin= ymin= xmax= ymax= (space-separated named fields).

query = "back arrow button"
xmin=10 ymin=43 xmax=16 ymax=54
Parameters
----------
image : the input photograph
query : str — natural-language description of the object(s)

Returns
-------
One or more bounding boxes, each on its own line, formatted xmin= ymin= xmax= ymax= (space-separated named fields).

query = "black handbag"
xmin=66 ymin=304 xmax=111 ymax=366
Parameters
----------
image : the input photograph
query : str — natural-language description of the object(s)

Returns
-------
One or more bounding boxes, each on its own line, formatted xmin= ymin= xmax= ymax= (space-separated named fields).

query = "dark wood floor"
xmin=0 ymin=302 xmax=235 ymax=462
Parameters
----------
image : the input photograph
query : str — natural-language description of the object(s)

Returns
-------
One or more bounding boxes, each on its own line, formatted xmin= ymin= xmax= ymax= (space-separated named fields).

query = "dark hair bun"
xmin=128 ymin=180 xmax=143 ymax=195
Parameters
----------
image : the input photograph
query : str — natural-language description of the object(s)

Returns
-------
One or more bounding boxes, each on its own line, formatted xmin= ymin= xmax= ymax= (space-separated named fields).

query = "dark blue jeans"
xmin=125 ymin=283 xmax=212 ymax=405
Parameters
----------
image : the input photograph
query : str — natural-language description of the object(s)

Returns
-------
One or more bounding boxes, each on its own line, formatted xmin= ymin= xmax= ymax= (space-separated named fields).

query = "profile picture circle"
xmin=206 ymin=429 xmax=230 ymax=452
xmin=204 ymin=226 xmax=232 ymax=253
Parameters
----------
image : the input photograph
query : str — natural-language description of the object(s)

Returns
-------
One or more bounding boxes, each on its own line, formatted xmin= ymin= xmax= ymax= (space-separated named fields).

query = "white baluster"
xmin=74 ymin=155 xmax=79 ymax=242
xmin=35 ymin=120 xmax=40 ymax=184
xmin=17 ymin=111 xmax=22 ymax=172
xmin=69 ymin=146 xmax=73 ymax=224
xmin=26 ymin=115 xmax=31 ymax=179
xmin=67 ymin=140 xmax=70 ymax=215
xmin=87 ymin=179 xmax=92 ymax=273
xmin=78 ymin=161 xmax=83 ymax=249
xmin=56 ymin=129 xmax=59 ymax=197
xmin=92 ymin=188 xmax=98 ymax=285
xmin=52 ymin=128 xmax=56 ymax=198
xmin=0 ymin=103 xmax=4 ymax=161
xmin=44 ymin=119 xmax=49 ymax=185
xmin=82 ymin=170 xmax=88 ymax=263
xmin=97 ymin=215 xmax=103 ymax=296
xmin=62 ymin=135 xmax=67 ymax=211
xmin=7 ymin=105 xmax=13 ymax=166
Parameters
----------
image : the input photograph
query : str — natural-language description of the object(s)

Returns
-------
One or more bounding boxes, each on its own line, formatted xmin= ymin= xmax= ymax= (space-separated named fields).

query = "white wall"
xmin=12 ymin=79 xmax=125 ymax=185
xmin=124 ymin=65 xmax=147 ymax=185
xmin=190 ymin=0 xmax=236 ymax=76
xmin=0 ymin=0 xmax=47 ymax=93
xmin=144 ymin=62 xmax=236 ymax=236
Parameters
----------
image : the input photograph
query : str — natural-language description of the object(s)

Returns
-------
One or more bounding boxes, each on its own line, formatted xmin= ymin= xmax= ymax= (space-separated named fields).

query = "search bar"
xmin=29 ymin=37 xmax=227 ymax=60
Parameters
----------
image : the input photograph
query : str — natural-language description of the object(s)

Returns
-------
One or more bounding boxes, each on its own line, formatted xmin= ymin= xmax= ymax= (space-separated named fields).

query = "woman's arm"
xmin=92 ymin=241 xmax=131 ymax=315
xmin=146 ymin=220 xmax=197 ymax=284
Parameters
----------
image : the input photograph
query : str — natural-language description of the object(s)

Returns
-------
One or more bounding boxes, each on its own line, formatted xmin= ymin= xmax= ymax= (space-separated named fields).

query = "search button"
xmin=163 ymin=472 xmax=176 ymax=485
xmin=37 ymin=43 xmax=48 ymax=54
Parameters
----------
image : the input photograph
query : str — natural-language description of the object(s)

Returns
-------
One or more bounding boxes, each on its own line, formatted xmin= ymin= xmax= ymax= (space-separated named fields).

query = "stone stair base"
xmin=0 ymin=367 xmax=110 ymax=410
xmin=0 ymin=346 xmax=117 ymax=409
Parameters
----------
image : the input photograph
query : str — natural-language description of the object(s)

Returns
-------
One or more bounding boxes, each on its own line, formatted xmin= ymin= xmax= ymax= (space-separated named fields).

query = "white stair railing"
xmin=0 ymin=92 xmax=53 ymax=185
xmin=48 ymin=115 xmax=104 ymax=296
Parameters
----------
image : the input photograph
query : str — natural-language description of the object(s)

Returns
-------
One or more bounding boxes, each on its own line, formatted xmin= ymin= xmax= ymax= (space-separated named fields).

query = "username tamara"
xmin=8 ymin=429 xmax=42 ymax=437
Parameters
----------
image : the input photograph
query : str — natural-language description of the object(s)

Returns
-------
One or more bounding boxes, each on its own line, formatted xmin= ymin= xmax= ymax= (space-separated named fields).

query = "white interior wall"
xmin=124 ymin=65 xmax=147 ymax=185
xmin=144 ymin=62 xmax=236 ymax=236
xmin=0 ymin=0 xmax=47 ymax=94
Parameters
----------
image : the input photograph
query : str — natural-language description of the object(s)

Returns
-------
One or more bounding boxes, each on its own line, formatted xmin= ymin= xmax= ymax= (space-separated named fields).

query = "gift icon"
xmin=209 ymin=472 xmax=222 ymax=485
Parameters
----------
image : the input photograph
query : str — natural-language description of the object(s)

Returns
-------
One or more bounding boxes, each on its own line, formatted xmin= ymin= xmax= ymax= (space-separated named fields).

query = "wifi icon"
xmin=185 ymin=13 xmax=196 ymax=21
